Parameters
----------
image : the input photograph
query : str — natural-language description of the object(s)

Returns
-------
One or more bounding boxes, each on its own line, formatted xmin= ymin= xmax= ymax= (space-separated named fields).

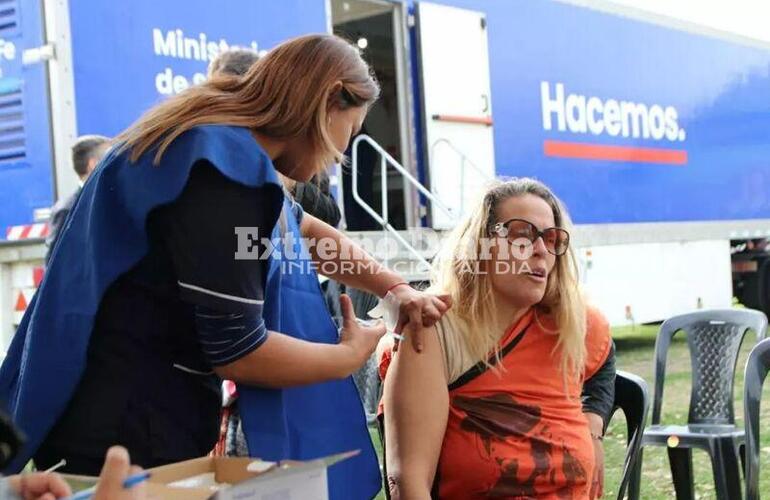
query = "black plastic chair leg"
xmin=738 ymin=442 xmax=747 ymax=479
xmin=667 ymin=447 xmax=695 ymax=500
xmin=627 ymin=447 xmax=643 ymax=500
xmin=708 ymin=439 xmax=742 ymax=500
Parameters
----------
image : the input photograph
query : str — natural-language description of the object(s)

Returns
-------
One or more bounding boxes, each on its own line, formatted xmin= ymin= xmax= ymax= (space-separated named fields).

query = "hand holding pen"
xmin=66 ymin=447 xmax=148 ymax=500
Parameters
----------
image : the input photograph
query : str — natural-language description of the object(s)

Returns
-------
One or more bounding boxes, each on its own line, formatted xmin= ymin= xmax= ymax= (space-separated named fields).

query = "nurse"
xmin=0 ymin=34 xmax=449 ymax=499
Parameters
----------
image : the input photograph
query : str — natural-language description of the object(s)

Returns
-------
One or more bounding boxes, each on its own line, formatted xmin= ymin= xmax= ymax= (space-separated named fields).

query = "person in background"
xmin=381 ymin=178 xmax=616 ymax=499
xmin=206 ymin=48 xmax=262 ymax=79
xmin=45 ymin=135 xmax=110 ymax=264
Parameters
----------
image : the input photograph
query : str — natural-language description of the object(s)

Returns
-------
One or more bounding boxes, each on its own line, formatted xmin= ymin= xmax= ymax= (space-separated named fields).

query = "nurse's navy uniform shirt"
xmin=35 ymin=162 xmax=289 ymax=472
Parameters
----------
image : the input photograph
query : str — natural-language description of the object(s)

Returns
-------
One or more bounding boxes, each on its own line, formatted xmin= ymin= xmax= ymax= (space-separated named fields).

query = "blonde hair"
xmin=116 ymin=34 xmax=380 ymax=173
xmin=430 ymin=178 xmax=587 ymax=380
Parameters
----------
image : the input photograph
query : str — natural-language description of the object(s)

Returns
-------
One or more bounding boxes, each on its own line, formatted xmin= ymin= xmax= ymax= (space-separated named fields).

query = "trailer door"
xmin=415 ymin=2 xmax=495 ymax=229
xmin=0 ymin=0 xmax=55 ymax=238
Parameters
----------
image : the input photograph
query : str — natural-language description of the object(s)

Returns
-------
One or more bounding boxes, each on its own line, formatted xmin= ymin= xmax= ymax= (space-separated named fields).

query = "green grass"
xmin=371 ymin=322 xmax=770 ymax=499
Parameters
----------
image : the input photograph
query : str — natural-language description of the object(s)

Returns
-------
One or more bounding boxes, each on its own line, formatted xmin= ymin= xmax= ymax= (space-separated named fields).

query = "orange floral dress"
xmin=380 ymin=307 xmax=611 ymax=499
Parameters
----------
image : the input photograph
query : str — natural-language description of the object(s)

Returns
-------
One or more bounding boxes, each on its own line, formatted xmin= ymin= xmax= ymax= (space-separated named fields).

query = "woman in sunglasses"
xmin=380 ymin=178 xmax=616 ymax=499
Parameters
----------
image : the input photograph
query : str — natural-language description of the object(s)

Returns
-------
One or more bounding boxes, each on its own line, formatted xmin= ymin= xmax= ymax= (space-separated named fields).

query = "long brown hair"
xmin=116 ymin=34 xmax=380 ymax=174
xmin=430 ymin=178 xmax=587 ymax=381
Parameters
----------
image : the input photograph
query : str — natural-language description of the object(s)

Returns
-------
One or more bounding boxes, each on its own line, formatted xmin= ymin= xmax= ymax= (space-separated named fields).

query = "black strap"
xmin=448 ymin=322 xmax=532 ymax=391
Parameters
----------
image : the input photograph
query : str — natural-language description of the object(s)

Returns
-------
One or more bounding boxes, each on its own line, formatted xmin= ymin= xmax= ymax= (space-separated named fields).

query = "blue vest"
xmin=239 ymin=199 xmax=381 ymax=499
xmin=0 ymin=126 xmax=380 ymax=498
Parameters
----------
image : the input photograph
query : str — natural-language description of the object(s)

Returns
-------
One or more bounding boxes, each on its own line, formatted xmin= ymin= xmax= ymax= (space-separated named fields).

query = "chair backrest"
xmin=651 ymin=309 xmax=767 ymax=425
xmin=612 ymin=370 xmax=650 ymax=500
xmin=348 ymin=288 xmax=387 ymax=424
xmin=352 ymin=353 xmax=381 ymax=424
xmin=744 ymin=338 xmax=770 ymax=500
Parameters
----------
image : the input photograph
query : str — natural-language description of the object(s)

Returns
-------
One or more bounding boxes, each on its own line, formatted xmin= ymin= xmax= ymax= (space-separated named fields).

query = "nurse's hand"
xmin=389 ymin=284 xmax=452 ymax=353
xmin=339 ymin=294 xmax=386 ymax=372
xmin=93 ymin=447 xmax=146 ymax=500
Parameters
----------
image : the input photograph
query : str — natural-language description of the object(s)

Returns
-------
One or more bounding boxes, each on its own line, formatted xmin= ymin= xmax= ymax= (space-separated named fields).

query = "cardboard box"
xmin=145 ymin=450 xmax=359 ymax=500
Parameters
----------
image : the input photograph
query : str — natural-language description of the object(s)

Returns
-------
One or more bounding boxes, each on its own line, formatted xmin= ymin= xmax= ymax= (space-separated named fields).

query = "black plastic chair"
xmin=348 ymin=288 xmax=385 ymax=425
xmin=744 ymin=337 xmax=770 ymax=500
xmin=377 ymin=370 xmax=648 ymax=500
xmin=612 ymin=370 xmax=650 ymax=499
xmin=628 ymin=309 xmax=768 ymax=500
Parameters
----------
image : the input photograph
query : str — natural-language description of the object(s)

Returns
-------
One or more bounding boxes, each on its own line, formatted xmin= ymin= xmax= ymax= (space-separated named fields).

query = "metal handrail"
xmin=429 ymin=138 xmax=492 ymax=215
xmin=349 ymin=135 xmax=457 ymax=268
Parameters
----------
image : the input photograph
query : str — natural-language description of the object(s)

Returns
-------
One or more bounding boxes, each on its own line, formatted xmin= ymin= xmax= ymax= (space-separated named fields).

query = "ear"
xmin=327 ymin=80 xmax=344 ymax=110
xmin=328 ymin=80 xmax=343 ymax=95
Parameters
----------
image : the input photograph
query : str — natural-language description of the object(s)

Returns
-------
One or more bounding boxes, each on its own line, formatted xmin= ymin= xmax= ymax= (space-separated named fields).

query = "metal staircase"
xmin=340 ymin=135 xmax=454 ymax=279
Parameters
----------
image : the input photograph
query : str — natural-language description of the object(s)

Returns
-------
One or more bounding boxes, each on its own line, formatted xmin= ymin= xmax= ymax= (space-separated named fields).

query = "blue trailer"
xmin=2 ymin=0 xmax=770 ymax=340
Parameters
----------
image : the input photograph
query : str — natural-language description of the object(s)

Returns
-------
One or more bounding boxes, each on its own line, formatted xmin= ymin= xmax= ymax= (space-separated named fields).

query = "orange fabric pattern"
xmin=437 ymin=308 xmax=611 ymax=499
xmin=379 ymin=306 xmax=611 ymax=499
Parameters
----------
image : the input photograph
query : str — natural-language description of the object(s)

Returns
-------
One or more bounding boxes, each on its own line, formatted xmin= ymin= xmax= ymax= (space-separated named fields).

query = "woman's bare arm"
xmin=383 ymin=323 xmax=449 ymax=499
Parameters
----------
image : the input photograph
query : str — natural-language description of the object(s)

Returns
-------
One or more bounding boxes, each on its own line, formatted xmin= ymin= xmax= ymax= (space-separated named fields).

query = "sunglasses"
xmin=491 ymin=218 xmax=570 ymax=256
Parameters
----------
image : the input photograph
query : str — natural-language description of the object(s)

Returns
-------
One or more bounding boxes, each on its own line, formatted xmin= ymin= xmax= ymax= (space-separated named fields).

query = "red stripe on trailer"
xmin=33 ymin=267 xmax=44 ymax=287
xmin=29 ymin=223 xmax=48 ymax=238
xmin=5 ymin=223 xmax=51 ymax=241
xmin=6 ymin=226 xmax=24 ymax=240
xmin=543 ymin=140 xmax=688 ymax=165
xmin=14 ymin=292 xmax=27 ymax=312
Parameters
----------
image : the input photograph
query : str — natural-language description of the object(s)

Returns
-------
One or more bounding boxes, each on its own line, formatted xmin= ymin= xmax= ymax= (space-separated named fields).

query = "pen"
xmin=44 ymin=459 xmax=67 ymax=473
xmin=64 ymin=471 xmax=151 ymax=500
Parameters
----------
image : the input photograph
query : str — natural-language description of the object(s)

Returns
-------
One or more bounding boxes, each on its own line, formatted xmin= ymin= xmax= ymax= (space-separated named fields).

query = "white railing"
xmin=347 ymin=135 xmax=457 ymax=268
xmin=429 ymin=138 xmax=493 ymax=215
